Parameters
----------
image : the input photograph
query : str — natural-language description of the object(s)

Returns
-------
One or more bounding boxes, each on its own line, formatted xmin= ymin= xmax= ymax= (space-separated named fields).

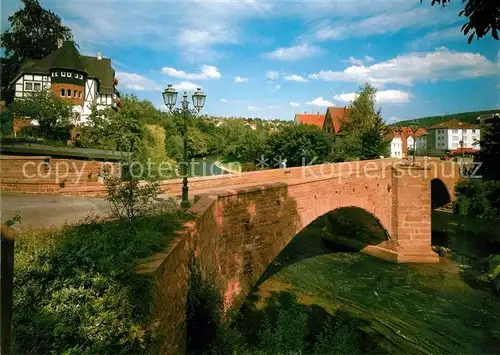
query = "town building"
xmin=426 ymin=119 xmax=480 ymax=155
xmin=10 ymin=40 xmax=120 ymax=125
xmin=294 ymin=107 xmax=351 ymax=134
xmin=387 ymin=127 xmax=427 ymax=158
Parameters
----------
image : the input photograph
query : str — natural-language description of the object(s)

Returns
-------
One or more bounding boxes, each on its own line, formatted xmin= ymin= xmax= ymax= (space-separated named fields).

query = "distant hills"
xmin=390 ymin=109 xmax=499 ymax=128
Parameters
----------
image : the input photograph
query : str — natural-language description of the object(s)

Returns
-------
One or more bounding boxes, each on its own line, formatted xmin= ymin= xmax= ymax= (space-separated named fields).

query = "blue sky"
xmin=2 ymin=0 xmax=499 ymax=122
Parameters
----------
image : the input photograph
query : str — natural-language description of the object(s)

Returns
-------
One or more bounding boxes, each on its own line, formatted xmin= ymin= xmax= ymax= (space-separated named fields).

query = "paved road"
xmin=1 ymin=192 xmax=110 ymax=230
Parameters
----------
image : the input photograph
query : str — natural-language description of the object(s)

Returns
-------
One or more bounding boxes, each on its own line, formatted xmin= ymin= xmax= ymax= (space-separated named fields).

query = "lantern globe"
xmin=162 ymin=84 xmax=178 ymax=109
xmin=192 ymin=87 xmax=206 ymax=111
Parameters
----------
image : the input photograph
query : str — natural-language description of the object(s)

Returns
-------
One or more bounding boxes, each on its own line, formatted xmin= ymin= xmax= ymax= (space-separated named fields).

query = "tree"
xmin=480 ymin=118 xmax=500 ymax=180
xmin=342 ymin=83 xmax=378 ymax=134
xmin=9 ymin=89 xmax=72 ymax=140
xmin=264 ymin=125 xmax=332 ymax=167
xmin=340 ymin=83 xmax=389 ymax=161
xmin=1 ymin=0 xmax=73 ymax=102
xmin=359 ymin=109 xmax=390 ymax=160
xmin=424 ymin=0 xmax=500 ymax=43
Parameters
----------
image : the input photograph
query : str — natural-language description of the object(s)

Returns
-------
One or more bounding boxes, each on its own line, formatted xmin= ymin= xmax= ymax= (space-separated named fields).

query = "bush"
xmin=13 ymin=212 xmax=187 ymax=354
xmin=455 ymin=179 xmax=500 ymax=220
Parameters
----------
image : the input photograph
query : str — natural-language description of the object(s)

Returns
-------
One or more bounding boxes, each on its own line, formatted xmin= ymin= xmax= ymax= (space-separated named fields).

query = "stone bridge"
xmin=138 ymin=158 xmax=461 ymax=354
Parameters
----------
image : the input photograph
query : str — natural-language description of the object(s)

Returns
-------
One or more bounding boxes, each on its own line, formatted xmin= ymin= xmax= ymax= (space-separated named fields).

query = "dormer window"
xmin=67 ymin=72 xmax=72 ymax=78
xmin=61 ymin=72 xmax=66 ymax=77
xmin=60 ymin=89 xmax=65 ymax=97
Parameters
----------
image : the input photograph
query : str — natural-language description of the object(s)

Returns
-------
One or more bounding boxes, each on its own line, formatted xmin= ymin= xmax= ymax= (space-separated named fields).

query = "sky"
xmin=1 ymin=0 xmax=499 ymax=122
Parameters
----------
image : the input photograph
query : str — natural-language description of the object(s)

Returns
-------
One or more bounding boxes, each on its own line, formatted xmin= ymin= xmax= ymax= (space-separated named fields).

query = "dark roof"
xmin=52 ymin=41 xmax=86 ymax=71
xmin=13 ymin=41 xmax=115 ymax=94
xmin=82 ymin=56 xmax=114 ymax=94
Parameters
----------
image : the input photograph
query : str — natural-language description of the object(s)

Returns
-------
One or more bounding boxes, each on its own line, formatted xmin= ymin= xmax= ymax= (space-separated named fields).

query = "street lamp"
xmin=162 ymin=84 xmax=207 ymax=209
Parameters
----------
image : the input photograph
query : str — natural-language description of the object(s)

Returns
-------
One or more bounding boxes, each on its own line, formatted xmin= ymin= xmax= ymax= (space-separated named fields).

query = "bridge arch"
xmin=431 ymin=178 xmax=452 ymax=209
xmin=256 ymin=206 xmax=390 ymax=286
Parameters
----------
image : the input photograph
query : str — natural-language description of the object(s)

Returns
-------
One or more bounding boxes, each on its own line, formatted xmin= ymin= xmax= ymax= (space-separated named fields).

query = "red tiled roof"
xmin=414 ymin=128 xmax=428 ymax=137
xmin=428 ymin=119 xmax=478 ymax=130
xmin=327 ymin=107 xmax=351 ymax=133
xmin=294 ymin=113 xmax=325 ymax=128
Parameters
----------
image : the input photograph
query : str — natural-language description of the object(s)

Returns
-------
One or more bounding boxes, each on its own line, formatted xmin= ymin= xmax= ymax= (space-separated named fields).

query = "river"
xmin=229 ymin=211 xmax=500 ymax=354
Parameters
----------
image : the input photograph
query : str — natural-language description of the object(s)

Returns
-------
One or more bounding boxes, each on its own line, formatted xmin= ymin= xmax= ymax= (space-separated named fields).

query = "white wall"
xmin=391 ymin=137 xmax=402 ymax=158
xmin=447 ymin=128 xmax=480 ymax=150
xmin=14 ymin=74 xmax=51 ymax=98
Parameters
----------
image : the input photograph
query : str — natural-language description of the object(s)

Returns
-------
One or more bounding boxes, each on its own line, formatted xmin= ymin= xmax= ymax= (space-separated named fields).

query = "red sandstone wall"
xmin=0 ymin=155 xmax=118 ymax=194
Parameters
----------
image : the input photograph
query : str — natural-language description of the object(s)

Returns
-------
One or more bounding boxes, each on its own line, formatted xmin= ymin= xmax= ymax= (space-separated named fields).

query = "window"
xmin=73 ymin=90 xmax=77 ymax=98
xmin=78 ymin=91 xmax=82 ymax=98
xmin=60 ymin=89 xmax=65 ymax=97
xmin=472 ymin=129 xmax=476 ymax=134
xmin=61 ymin=72 xmax=66 ymax=77
xmin=51 ymin=72 xmax=55 ymax=77
xmin=452 ymin=129 xmax=458 ymax=134
xmin=67 ymin=89 xmax=71 ymax=96
xmin=67 ymin=72 xmax=72 ymax=77
xmin=33 ymin=82 xmax=41 ymax=91
xmin=24 ymin=82 xmax=33 ymax=91
xmin=452 ymin=143 xmax=458 ymax=148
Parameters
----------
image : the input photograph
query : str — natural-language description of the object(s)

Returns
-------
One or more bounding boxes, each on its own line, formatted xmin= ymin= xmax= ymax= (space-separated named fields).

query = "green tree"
xmin=343 ymin=83 xmax=378 ymax=134
xmin=9 ymin=89 xmax=72 ymax=140
xmin=264 ymin=125 xmax=332 ymax=167
xmin=359 ymin=109 xmax=389 ymax=159
xmin=339 ymin=84 xmax=389 ymax=161
xmin=480 ymin=118 xmax=500 ymax=180
xmin=0 ymin=108 xmax=14 ymax=136
xmin=1 ymin=0 xmax=73 ymax=102
xmin=424 ymin=0 xmax=499 ymax=42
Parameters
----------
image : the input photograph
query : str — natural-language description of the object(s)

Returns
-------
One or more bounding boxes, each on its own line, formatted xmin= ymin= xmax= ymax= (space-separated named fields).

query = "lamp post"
xmin=162 ymin=84 xmax=207 ymax=209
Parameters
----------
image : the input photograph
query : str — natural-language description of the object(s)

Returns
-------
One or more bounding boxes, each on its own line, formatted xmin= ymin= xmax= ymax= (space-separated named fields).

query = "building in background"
xmin=426 ymin=119 xmax=480 ymax=155
xmin=294 ymin=107 xmax=351 ymax=134
xmin=10 ymin=40 xmax=120 ymax=126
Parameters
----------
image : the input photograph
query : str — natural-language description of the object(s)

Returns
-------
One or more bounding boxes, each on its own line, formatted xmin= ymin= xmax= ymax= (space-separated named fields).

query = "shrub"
xmin=105 ymin=175 xmax=161 ymax=219
xmin=13 ymin=212 xmax=186 ymax=354
xmin=455 ymin=179 xmax=500 ymax=220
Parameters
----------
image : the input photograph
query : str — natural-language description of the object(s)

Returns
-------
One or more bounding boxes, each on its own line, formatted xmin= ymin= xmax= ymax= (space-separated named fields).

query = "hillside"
xmin=391 ymin=110 xmax=498 ymax=128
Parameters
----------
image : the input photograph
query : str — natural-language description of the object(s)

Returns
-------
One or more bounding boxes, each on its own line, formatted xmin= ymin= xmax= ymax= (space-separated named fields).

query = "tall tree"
xmin=424 ymin=0 xmax=499 ymax=42
xmin=360 ymin=109 xmax=390 ymax=160
xmin=343 ymin=83 xmax=378 ymax=134
xmin=1 ymin=0 xmax=73 ymax=102
xmin=480 ymin=118 xmax=500 ymax=180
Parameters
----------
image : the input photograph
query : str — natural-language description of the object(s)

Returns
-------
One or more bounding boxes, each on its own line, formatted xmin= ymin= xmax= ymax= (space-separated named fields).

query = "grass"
xmin=13 ymin=211 xmax=187 ymax=355
xmin=237 ymin=211 xmax=500 ymax=355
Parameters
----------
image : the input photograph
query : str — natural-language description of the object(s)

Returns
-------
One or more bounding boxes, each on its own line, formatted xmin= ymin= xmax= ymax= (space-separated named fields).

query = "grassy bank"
xmin=13 ymin=212 xmax=187 ymax=354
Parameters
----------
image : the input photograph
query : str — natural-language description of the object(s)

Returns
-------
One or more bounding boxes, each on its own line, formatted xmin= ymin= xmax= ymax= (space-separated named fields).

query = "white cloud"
xmin=265 ymin=43 xmax=324 ymax=61
xmin=310 ymin=7 xmax=460 ymax=42
xmin=162 ymin=65 xmax=221 ymax=80
xmin=333 ymin=90 xmax=412 ymax=104
xmin=346 ymin=56 xmax=364 ymax=66
xmin=234 ymin=76 xmax=248 ymax=83
xmin=289 ymin=101 xmax=301 ymax=107
xmin=275 ymin=84 xmax=281 ymax=90
xmin=172 ymin=81 xmax=200 ymax=91
xmin=60 ymin=1 xmax=272 ymax=61
xmin=283 ymin=74 xmax=308 ymax=82
xmin=116 ymin=72 xmax=162 ymax=91
xmin=220 ymin=98 xmax=228 ymax=103
xmin=266 ymin=71 xmax=280 ymax=80
xmin=408 ymin=26 xmax=464 ymax=50
xmin=307 ymin=97 xmax=333 ymax=107
xmin=247 ymin=105 xmax=259 ymax=111
xmin=344 ymin=55 xmax=375 ymax=66
xmin=309 ymin=47 xmax=498 ymax=86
